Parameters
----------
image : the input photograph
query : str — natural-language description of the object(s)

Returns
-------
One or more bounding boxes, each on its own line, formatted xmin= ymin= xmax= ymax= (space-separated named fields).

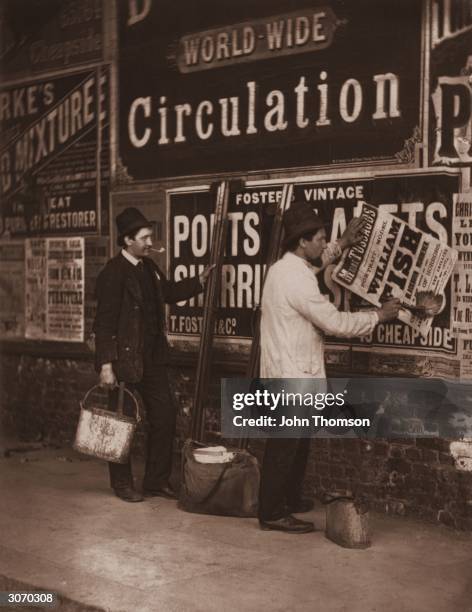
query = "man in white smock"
xmin=258 ymin=202 xmax=400 ymax=533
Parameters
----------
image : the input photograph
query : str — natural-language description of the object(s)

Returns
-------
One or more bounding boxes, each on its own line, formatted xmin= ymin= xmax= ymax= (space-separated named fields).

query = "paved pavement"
xmin=0 ymin=443 xmax=471 ymax=612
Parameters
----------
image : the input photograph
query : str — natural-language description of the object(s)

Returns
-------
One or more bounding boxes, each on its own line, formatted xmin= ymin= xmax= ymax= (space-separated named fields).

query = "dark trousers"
xmin=258 ymin=437 xmax=310 ymax=521
xmin=108 ymin=361 xmax=175 ymax=491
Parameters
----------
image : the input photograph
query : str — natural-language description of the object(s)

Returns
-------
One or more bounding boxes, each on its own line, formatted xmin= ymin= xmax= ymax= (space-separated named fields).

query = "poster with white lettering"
xmin=0 ymin=69 xmax=109 ymax=237
xmin=119 ymin=0 xmax=423 ymax=178
xmin=168 ymin=172 xmax=462 ymax=376
xmin=168 ymin=186 xmax=282 ymax=338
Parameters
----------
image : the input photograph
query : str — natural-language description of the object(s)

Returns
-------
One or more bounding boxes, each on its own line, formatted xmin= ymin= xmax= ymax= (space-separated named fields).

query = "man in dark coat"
xmin=94 ymin=207 xmax=212 ymax=502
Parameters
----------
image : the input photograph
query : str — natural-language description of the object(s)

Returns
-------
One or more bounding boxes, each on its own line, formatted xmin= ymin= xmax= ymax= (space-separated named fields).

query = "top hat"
xmin=282 ymin=201 xmax=325 ymax=247
xmin=116 ymin=207 xmax=154 ymax=239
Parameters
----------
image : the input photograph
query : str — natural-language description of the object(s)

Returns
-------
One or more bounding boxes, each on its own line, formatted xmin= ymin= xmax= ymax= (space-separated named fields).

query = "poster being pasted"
xmin=333 ymin=203 xmax=458 ymax=337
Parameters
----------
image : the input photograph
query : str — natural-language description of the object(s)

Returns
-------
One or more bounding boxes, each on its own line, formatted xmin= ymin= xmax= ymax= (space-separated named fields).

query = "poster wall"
xmin=168 ymin=171 xmax=464 ymax=376
xmin=25 ymin=237 xmax=84 ymax=342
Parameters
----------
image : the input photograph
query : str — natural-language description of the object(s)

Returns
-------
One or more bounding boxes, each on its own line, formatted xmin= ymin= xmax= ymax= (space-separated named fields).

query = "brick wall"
xmin=0 ymin=353 xmax=97 ymax=443
xmin=1 ymin=351 xmax=471 ymax=530
xmin=302 ymin=438 xmax=472 ymax=530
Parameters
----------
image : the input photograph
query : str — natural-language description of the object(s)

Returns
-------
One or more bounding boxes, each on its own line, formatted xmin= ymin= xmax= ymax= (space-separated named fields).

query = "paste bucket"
xmin=324 ymin=494 xmax=371 ymax=549
xmin=74 ymin=383 xmax=141 ymax=463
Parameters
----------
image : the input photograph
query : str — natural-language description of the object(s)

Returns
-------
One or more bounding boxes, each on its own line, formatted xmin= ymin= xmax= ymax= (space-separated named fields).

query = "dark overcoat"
xmin=93 ymin=254 xmax=201 ymax=382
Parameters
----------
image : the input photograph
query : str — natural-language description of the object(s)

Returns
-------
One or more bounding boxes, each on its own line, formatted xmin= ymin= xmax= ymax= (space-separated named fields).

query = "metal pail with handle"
xmin=74 ymin=382 xmax=141 ymax=463
xmin=324 ymin=493 xmax=371 ymax=549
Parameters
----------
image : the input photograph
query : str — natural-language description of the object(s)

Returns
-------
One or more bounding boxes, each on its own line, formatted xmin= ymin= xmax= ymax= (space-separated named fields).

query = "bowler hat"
xmin=283 ymin=202 xmax=325 ymax=248
xmin=116 ymin=207 xmax=154 ymax=239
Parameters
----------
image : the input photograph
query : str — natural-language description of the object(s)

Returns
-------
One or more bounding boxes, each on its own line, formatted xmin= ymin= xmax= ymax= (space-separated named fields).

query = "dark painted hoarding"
xmin=119 ymin=0 xmax=423 ymax=178
xmin=0 ymin=0 xmax=103 ymax=79
xmin=0 ymin=68 xmax=109 ymax=237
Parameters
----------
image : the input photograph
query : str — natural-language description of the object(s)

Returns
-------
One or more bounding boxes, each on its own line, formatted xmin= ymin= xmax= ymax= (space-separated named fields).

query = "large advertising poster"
xmin=119 ymin=0 xmax=423 ymax=178
xmin=169 ymin=185 xmax=280 ymax=338
xmin=168 ymin=171 xmax=463 ymax=376
xmin=0 ymin=240 xmax=25 ymax=338
xmin=291 ymin=174 xmax=461 ymax=375
xmin=25 ymin=237 xmax=84 ymax=342
xmin=0 ymin=68 xmax=109 ymax=237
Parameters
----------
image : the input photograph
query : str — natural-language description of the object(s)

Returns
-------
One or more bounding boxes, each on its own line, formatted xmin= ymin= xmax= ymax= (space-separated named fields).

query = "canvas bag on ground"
xmin=179 ymin=440 xmax=260 ymax=517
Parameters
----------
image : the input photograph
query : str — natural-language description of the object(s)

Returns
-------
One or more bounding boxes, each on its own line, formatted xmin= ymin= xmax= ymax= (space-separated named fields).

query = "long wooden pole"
xmin=239 ymin=183 xmax=293 ymax=449
xmin=191 ymin=180 xmax=230 ymax=443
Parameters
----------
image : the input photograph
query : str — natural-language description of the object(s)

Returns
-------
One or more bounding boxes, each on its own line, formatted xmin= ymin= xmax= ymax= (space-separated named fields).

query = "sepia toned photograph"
xmin=0 ymin=1 xmax=471 ymax=610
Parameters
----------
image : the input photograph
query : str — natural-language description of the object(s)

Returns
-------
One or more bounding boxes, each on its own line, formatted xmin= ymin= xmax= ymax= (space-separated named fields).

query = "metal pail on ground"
xmin=324 ymin=494 xmax=371 ymax=549
xmin=74 ymin=382 xmax=141 ymax=464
